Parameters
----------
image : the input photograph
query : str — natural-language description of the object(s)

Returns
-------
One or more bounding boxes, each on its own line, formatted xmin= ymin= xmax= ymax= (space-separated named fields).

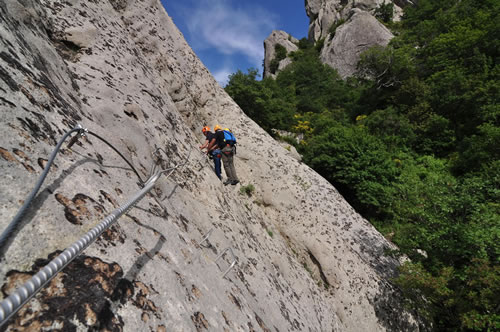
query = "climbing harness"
xmin=0 ymin=124 xmax=239 ymax=327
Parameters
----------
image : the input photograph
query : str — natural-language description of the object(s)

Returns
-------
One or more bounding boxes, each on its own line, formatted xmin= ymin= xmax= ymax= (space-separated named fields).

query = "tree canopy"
xmin=225 ymin=1 xmax=499 ymax=330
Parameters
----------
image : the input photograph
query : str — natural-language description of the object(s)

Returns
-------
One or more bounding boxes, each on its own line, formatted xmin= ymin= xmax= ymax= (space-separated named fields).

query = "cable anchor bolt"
xmin=67 ymin=124 xmax=88 ymax=149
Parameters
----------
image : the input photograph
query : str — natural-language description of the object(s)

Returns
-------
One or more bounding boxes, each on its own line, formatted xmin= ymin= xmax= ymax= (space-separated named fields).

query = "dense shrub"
xmin=226 ymin=0 xmax=500 ymax=328
xmin=269 ymin=44 xmax=288 ymax=74
xmin=374 ymin=3 xmax=394 ymax=23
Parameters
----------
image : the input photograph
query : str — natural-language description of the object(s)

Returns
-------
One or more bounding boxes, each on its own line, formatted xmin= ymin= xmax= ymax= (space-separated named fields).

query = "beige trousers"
xmin=221 ymin=146 xmax=238 ymax=181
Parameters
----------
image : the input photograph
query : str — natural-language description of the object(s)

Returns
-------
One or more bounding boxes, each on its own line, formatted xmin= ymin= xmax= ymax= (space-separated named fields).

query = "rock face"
xmin=263 ymin=0 xmax=401 ymax=78
xmin=263 ymin=30 xmax=298 ymax=78
xmin=1 ymin=0 xmax=419 ymax=331
xmin=320 ymin=9 xmax=394 ymax=78
xmin=307 ymin=0 xmax=399 ymax=78
xmin=306 ymin=0 xmax=402 ymax=42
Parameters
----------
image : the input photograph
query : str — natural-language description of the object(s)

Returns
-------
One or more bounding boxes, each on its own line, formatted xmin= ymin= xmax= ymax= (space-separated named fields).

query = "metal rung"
xmin=215 ymin=247 xmax=237 ymax=279
xmin=197 ymin=228 xmax=213 ymax=248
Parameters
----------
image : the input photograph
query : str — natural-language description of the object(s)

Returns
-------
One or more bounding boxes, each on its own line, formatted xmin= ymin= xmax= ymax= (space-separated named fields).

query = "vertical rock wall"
xmin=263 ymin=0 xmax=408 ymax=78
xmin=1 ymin=0 xmax=420 ymax=330
xmin=263 ymin=30 xmax=298 ymax=79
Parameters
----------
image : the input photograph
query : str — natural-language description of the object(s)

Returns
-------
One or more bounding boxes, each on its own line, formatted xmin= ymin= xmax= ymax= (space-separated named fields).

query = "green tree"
xmin=225 ymin=68 xmax=297 ymax=131
xmin=225 ymin=1 xmax=500 ymax=328
xmin=301 ymin=124 xmax=398 ymax=219
xmin=374 ymin=2 xmax=394 ymax=23
xmin=269 ymin=44 xmax=288 ymax=74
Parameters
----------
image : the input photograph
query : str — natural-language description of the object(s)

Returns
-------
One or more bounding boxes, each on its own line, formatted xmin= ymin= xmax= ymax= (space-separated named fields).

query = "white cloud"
xmin=212 ymin=67 xmax=233 ymax=87
xmin=181 ymin=0 xmax=277 ymax=67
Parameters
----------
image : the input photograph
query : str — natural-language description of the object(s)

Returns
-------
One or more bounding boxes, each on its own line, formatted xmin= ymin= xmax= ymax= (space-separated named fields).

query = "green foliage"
xmin=374 ymin=2 xmax=394 ymax=23
xmin=225 ymin=69 xmax=296 ymax=131
xmin=460 ymin=259 xmax=500 ymax=330
xmin=274 ymin=44 xmax=287 ymax=60
xmin=302 ymin=262 xmax=312 ymax=275
xmin=277 ymin=48 xmax=351 ymax=114
xmin=297 ymin=37 xmax=313 ymax=50
xmin=225 ymin=0 xmax=500 ymax=327
xmin=328 ymin=19 xmax=346 ymax=37
xmin=395 ymin=262 xmax=454 ymax=325
xmin=301 ymin=124 xmax=398 ymax=219
xmin=396 ymin=259 xmax=500 ymax=331
xmin=277 ymin=134 xmax=298 ymax=147
xmin=357 ymin=45 xmax=415 ymax=89
xmin=398 ymin=0 xmax=500 ymax=143
xmin=361 ymin=107 xmax=416 ymax=149
xmin=270 ymin=44 xmax=288 ymax=74
xmin=454 ymin=123 xmax=500 ymax=174
xmin=314 ymin=37 xmax=325 ymax=53
xmin=269 ymin=59 xmax=280 ymax=74
xmin=239 ymin=184 xmax=255 ymax=197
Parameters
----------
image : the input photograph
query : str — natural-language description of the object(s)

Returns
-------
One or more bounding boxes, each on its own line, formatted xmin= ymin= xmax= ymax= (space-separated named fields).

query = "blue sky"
xmin=160 ymin=0 xmax=309 ymax=86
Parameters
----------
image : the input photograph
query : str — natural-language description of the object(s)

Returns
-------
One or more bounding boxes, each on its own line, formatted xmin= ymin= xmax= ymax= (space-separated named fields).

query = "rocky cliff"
xmin=264 ymin=0 xmax=413 ymax=78
xmin=263 ymin=31 xmax=298 ymax=79
xmin=0 ymin=0 xmax=419 ymax=331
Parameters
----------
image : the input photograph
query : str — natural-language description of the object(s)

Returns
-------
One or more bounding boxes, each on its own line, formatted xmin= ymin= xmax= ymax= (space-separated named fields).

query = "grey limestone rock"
xmin=262 ymin=30 xmax=298 ymax=79
xmin=320 ymin=9 xmax=394 ymax=78
xmin=303 ymin=0 xmax=405 ymax=78
xmin=0 ymin=0 xmax=420 ymax=331
xmin=267 ymin=1 xmax=403 ymax=79
xmin=307 ymin=0 xmax=403 ymax=42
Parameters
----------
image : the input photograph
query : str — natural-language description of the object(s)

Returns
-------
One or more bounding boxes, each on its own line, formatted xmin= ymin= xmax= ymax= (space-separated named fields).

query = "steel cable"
xmin=0 ymin=126 xmax=149 ymax=252
xmin=0 ymin=173 xmax=158 ymax=326
xmin=0 ymin=126 xmax=82 ymax=252
xmin=0 ymin=146 xmax=194 ymax=326
xmin=86 ymin=130 xmax=145 ymax=183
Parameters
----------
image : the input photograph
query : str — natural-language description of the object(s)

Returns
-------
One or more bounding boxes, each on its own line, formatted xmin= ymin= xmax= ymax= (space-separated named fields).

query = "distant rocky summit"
xmin=320 ymin=9 xmax=393 ymax=78
xmin=263 ymin=31 xmax=298 ymax=79
xmin=1 ymin=0 xmax=419 ymax=330
xmin=264 ymin=0 xmax=414 ymax=78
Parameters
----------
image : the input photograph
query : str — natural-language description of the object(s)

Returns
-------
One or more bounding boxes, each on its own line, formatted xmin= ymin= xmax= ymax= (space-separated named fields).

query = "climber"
xmin=200 ymin=126 xmax=222 ymax=180
xmin=209 ymin=125 xmax=239 ymax=186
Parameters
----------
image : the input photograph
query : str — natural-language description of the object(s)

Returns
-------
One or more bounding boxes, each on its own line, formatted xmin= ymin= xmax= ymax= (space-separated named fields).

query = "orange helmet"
xmin=202 ymin=126 xmax=210 ymax=133
xmin=214 ymin=124 xmax=222 ymax=131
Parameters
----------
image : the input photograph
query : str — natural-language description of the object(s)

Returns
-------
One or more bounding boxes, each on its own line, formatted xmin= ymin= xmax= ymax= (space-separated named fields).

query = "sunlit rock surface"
xmin=0 ymin=0 xmax=420 ymax=330
xmin=264 ymin=0 xmax=401 ymax=78
xmin=320 ymin=9 xmax=393 ymax=78
xmin=263 ymin=30 xmax=298 ymax=79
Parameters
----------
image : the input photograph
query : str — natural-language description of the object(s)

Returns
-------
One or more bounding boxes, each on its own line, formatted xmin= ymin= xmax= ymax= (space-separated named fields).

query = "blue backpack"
xmin=223 ymin=129 xmax=236 ymax=146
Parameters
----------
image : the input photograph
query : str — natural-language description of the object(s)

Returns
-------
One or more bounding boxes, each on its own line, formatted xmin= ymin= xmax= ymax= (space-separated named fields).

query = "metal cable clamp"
xmin=67 ymin=124 xmax=88 ymax=149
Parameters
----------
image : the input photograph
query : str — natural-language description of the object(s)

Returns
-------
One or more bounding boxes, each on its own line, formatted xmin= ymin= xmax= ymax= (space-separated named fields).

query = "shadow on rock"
xmin=372 ymin=280 xmax=428 ymax=332
xmin=0 ymin=252 xmax=126 ymax=331
xmin=0 ymin=158 xmax=93 ymax=258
